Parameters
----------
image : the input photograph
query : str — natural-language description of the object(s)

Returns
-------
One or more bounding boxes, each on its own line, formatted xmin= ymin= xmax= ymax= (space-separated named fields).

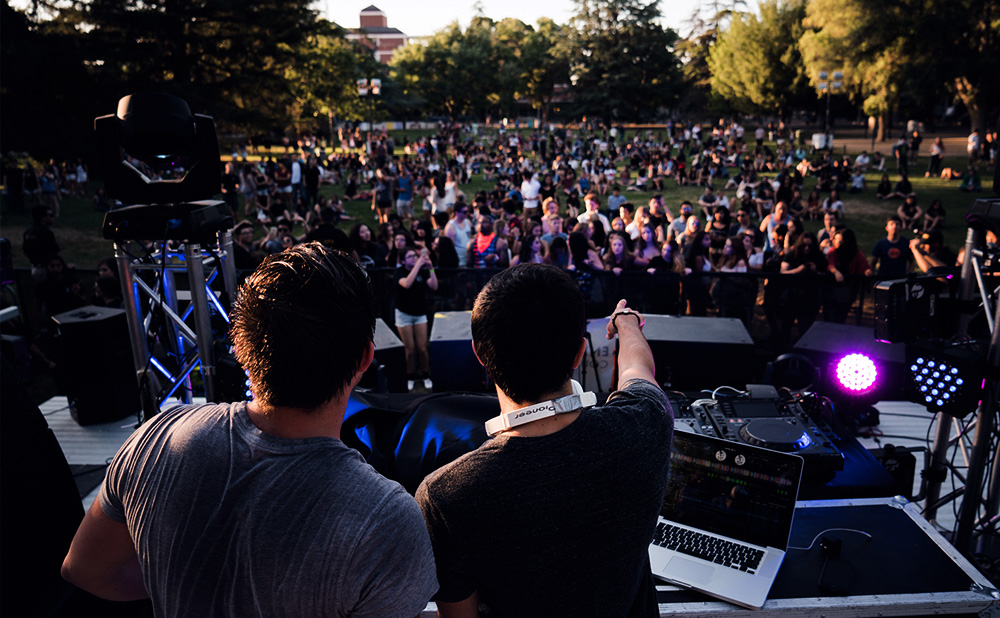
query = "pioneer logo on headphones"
xmin=514 ymin=403 xmax=556 ymax=420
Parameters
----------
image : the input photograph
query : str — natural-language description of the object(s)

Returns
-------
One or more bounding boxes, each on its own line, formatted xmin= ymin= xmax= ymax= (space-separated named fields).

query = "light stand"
xmin=817 ymin=70 xmax=842 ymax=151
xmin=96 ymin=94 xmax=235 ymax=421
xmin=953 ymin=199 xmax=1000 ymax=553
xmin=897 ymin=199 xmax=1000 ymax=554
xmin=357 ymin=78 xmax=381 ymax=154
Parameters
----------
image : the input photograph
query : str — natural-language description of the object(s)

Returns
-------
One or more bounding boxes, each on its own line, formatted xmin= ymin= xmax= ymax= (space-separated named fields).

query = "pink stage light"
xmin=835 ymin=353 xmax=878 ymax=393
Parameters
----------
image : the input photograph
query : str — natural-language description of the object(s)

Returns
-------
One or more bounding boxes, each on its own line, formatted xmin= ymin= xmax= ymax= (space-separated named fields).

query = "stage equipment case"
xmin=648 ymin=497 xmax=996 ymax=617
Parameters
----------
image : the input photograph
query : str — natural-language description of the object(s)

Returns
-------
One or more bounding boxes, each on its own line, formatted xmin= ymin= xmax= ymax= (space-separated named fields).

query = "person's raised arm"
xmin=606 ymin=300 xmax=655 ymax=386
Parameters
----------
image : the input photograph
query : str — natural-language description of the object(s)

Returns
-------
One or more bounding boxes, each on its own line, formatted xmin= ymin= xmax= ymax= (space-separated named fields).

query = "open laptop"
xmin=648 ymin=428 xmax=804 ymax=609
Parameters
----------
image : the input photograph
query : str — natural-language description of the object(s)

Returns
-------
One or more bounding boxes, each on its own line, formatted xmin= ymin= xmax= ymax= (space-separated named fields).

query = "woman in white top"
xmin=822 ymin=190 xmax=844 ymax=217
xmin=443 ymin=171 xmax=458 ymax=211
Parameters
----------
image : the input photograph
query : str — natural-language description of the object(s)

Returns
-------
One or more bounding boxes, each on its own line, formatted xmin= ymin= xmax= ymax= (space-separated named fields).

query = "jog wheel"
xmin=738 ymin=419 xmax=812 ymax=451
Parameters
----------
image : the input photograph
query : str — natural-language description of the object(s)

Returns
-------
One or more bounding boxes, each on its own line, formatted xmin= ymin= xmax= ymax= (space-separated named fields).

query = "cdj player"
xmin=674 ymin=387 xmax=845 ymax=481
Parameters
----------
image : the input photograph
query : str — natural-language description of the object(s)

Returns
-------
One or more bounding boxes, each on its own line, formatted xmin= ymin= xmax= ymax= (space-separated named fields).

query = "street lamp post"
xmin=818 ymin=70 xmax=843 ymax=150
xmin=357 ymin=78 xmax=381 ymax=155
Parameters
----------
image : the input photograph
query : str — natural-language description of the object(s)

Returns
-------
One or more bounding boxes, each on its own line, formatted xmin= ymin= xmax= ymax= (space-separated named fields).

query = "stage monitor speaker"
xmin=429 ymin=311 xmax=488 ymax=392
xmin=642 ymin=315 xmax=755 ymax=391
xmin=51 ymin=305 xmax=140 ymax=425
xmin=793 ymin=322 xmax=906 ymax=403
xmin=1 ymin=334 xmax=31 ymax=384
xmin=360 ymin=318 xmax=407 ymax=393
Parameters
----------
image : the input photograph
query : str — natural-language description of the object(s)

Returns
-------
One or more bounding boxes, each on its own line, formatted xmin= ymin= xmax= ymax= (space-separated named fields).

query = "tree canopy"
xmin=2 ymin=0 xmax=998 ymax=157
xmin=708 ymin=0 xmax=811 ymax=119
xmin=568 ymin=0 xmax=682 ymax=124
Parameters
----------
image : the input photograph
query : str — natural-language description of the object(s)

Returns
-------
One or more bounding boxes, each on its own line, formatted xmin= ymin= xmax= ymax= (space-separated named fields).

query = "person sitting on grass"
xmin=959 ymin=167 xmax=982 ymax=192
xmin=897 ymin=196 xmax=924 ymax=230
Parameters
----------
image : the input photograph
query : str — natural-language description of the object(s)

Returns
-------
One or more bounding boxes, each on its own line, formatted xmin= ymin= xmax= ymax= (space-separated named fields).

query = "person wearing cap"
xmin=416 ymin=264 xmax=672 ymax=618
xmin=910 ymin=230 xmax=957 ymax=273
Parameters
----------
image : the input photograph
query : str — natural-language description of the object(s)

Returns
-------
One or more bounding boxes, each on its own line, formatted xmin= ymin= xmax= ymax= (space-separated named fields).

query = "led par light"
xmin=905 ymin=341 xmax=986 ymax=418
xmin=834 ymin=353 xmax=879 ymax=394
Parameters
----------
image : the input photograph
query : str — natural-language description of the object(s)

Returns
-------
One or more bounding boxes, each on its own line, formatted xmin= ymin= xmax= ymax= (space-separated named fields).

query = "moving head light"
xmin=95 ymin=93 xmax=221 ymax=206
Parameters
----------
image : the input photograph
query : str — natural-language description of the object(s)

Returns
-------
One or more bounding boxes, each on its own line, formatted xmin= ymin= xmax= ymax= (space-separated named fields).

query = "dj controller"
xmin=669 ymin=385 xmax=845 ymax=481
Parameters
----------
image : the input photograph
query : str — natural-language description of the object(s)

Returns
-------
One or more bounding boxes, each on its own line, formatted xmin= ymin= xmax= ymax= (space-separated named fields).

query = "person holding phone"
xmin=396 ymin=246 xmax=438 ymax=391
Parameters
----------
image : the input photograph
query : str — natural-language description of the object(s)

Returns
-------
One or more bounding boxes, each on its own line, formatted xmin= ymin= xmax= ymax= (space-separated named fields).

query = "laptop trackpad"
xmin=664 ymin=557 xmax=714 ymax=584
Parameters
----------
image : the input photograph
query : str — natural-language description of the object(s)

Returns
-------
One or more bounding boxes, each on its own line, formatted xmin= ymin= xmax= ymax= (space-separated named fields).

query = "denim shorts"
xmin=395 ymin=309 xmax=427 ymax=327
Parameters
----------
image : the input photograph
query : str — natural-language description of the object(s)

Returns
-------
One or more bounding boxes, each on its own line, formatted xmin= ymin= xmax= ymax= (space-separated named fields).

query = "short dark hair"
xmin=471 ymin=264 xmax=585 ymax=403
xmin=230 ymin=242 xmax=374 ymax=410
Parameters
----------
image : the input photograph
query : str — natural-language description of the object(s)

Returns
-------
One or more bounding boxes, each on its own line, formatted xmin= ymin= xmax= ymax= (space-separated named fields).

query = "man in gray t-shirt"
xmin=63 ymin=244 xmax=437 ymax=616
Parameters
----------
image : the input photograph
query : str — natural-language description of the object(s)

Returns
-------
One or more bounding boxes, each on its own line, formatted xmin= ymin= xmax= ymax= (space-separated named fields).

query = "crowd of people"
xmin=10 ymin=120 xmax=995 ymax=382
xmin=221 ymin=121 xmax=989 ymax=356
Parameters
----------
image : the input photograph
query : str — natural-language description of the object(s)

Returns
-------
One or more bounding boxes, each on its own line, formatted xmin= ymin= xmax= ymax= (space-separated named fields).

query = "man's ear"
xmin=572 ymin=337 xmax=587 ymax=370
xmin=358 ymin=340 xmax=375 ymax=375
xmin=471 ymin=339 xmax=485 ymax=368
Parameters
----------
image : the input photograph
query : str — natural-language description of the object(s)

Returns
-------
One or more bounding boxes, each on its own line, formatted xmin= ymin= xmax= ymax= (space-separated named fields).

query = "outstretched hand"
xmin=606 ymin=299 xmax=645 ymax=340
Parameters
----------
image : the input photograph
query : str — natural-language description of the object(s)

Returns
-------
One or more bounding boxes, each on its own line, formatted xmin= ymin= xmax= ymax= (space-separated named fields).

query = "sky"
xmin=322 ymin=0 xmax=705 ymax=38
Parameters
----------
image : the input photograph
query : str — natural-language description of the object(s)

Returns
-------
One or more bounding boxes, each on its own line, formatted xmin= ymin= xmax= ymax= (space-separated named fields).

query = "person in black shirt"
xmin=416 ymin=265 xmax=671 ymax=618
xmin=220 ymin=162 xmax=240 ymax=216
xmin=303 ymin=207 xmax=353 ymax=257
xmin=23 ymin=205 xmax=59 ymax=280
xmin=394 ymin=247 xmax=438 ymax=390
xmin=232 ymin=221 xmax=264 ymax=271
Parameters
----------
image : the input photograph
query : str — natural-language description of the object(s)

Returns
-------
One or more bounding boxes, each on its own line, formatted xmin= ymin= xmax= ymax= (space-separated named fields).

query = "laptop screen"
xmin=660 ymin=432 xmax=803 ymax=550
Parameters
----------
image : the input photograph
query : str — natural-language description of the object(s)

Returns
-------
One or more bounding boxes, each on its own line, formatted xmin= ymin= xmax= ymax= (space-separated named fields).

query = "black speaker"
xmin=1 ymin=334 xmax=31 ymax=384
xmin=428 ymin=311 xmax=489 ymax=392
xmin=642 ymin=315 xmax=755 ymax=390
xmin=360 ymin=318 xmax=407 ymax=393
xmin=51 ymin=305 xmax=140 ymax=425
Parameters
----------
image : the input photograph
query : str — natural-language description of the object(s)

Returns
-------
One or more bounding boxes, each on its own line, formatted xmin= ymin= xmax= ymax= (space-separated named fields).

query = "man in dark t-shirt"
xmin=417 ymin=265 xmax=673 ymax=618
xmin=303 ymin=207 xmax=352 ymax=255
xmin=871 ymin=215 xmax=911 ymax=278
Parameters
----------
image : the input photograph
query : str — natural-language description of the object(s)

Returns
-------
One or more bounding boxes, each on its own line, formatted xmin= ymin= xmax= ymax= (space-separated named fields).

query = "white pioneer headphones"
xmin=485 ymin=379 xmax=597 ymax=437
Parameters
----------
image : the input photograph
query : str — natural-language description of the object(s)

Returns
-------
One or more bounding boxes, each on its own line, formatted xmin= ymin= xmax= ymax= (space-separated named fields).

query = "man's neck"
xmin=246 ymin=397 xmax=346 ymax=440
xmin=494 ymin=382 xmax=580 ymax=437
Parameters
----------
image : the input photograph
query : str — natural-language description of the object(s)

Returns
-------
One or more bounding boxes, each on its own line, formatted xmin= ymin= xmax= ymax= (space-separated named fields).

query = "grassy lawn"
xmin=1 ymin=129 xmax=985 ymax=272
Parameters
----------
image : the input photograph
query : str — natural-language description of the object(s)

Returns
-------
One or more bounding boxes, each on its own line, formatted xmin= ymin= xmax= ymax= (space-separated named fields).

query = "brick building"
xmin=345 ymin=5 xmax=408 ymax=64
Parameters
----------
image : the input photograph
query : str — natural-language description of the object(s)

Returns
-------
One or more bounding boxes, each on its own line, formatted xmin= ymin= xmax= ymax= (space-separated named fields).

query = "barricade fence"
xmin=7 ymin=266 xmax=877 ymax=350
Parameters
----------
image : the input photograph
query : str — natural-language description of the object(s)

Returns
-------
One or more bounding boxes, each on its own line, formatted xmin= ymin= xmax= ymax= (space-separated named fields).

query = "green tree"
xmin=391 ymin=23 xmax=466 ymax=119
xmin=519 ymin=18 xmax=573 ymax=123
xmin=568 ymin=0 xmax=681 ymax=125
xmin=391 ymin=22 xmax=495 ymax=120
xmin=798 ymin=0 xmax=999 ymax=140
xmin=284 ymin=22 xmax=384 ymax=134
xmin=799 ymin=0 xmax=904 ymax=141
xmin=675 ymin=0 xmax=747 ymax=114
xmin=708 ymin=0 xmax=811 ymax=119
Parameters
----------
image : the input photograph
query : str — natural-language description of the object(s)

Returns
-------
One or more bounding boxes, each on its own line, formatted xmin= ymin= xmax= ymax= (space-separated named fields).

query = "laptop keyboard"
xmin=653 ymin=522 xmax=764 ymax=574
